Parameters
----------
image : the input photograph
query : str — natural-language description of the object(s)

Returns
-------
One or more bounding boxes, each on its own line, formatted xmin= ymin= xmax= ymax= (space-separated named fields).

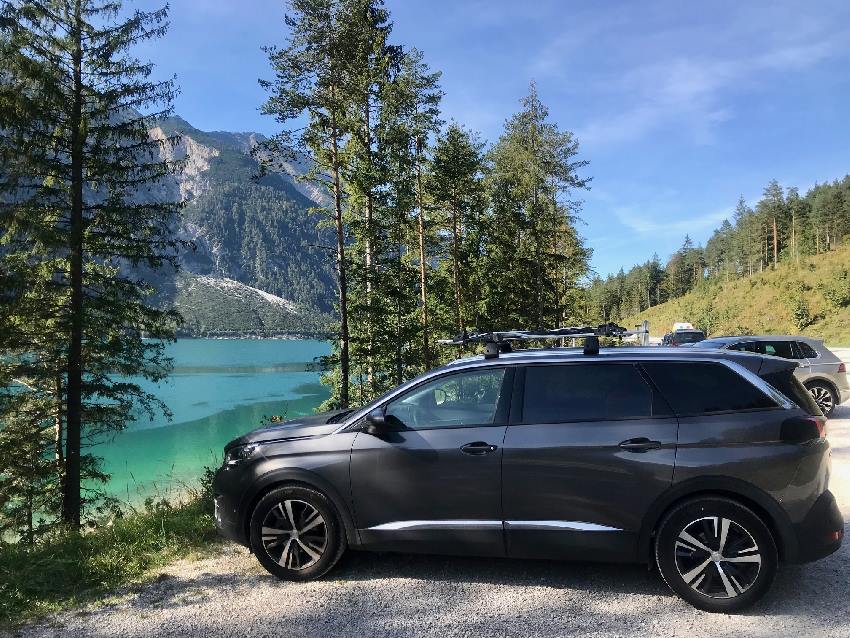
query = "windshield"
xmin=672 ymin=331 xmax=705 ymax=344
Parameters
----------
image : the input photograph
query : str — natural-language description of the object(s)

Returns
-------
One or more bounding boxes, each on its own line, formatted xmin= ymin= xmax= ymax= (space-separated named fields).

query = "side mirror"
xmin=364 ymin=408 xmax=387 ymax=435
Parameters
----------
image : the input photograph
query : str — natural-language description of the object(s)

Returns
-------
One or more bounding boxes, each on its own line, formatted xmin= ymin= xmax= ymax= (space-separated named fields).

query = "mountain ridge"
xmin=147 ymin=115 xmax=337 ymax=336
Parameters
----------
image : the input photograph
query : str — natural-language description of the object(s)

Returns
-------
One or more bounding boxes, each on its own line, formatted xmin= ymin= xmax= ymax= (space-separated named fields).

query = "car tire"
xmin=249 ymin=485 xmax=346 ymax=581
xmin=655 ymin=497 xmax=778 ymax=613
xmin=805 ymin=380 xmax=837 ymax=416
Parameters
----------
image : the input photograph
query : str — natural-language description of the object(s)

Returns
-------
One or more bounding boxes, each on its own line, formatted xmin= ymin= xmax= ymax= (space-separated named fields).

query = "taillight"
xmin=780 ymin=416 xmax=826 ymax=443
xmin=838 ymin=362 xmax=846 ymax=374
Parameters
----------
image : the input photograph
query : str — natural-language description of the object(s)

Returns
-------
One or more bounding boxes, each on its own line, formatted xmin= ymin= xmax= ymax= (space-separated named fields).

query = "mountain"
xmin=624 ymin=244 xmax=850 ymax=345
xmin=148 ymin=116 xmax=337 ymax=336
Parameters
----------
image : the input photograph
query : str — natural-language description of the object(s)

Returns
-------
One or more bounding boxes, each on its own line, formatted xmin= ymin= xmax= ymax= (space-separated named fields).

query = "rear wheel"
xmin=249 ymin=485 xmax=346 ymax=581
xmin=805 ymin=381 xmax=837 ymax=416
xmin=655 ymin=497 xmax=777 ymax=612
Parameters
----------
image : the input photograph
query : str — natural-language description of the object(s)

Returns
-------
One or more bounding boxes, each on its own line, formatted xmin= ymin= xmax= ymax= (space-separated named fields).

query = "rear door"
xmin=641 ymin=361 xmax=796 ymax=491
xmin=502 ymin=362 xmax=678 ymax=562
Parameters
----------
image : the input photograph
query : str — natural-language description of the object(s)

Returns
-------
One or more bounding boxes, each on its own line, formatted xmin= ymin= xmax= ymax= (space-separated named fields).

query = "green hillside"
xmin=625 ymin=245 xmax=850 ymax=346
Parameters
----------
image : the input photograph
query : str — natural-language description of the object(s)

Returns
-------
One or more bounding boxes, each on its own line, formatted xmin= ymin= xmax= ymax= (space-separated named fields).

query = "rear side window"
xmin=761 ymin=370 xmax=822 ymax=416
xmin=760 ymin=341 xmax=796 ymax=359
xmin=728 ymin=341 xmax=759 ymax=353
xmin=796 ymin=341 xmax=819 ymax=359
xmin=522 ymin=363 xmax=669 ymax=423
xmin=641 ymin=362 xmax=777 ymax=416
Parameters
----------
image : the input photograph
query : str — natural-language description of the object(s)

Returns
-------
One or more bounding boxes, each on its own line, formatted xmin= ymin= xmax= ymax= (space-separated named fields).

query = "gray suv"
xmin=213 ymin=346 xmax=843 ymax=613
xmin=692 ymin=336 xmax=849 ymax=415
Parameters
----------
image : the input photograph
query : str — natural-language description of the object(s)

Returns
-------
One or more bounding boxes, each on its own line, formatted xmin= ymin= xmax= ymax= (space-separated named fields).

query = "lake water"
xmin=94 ymin=339 xmax=331 ymax=503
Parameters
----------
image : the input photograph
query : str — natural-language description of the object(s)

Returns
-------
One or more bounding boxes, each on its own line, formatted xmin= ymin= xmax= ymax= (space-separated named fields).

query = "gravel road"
xmin=9 ymin=407 xmax=850 ymax=638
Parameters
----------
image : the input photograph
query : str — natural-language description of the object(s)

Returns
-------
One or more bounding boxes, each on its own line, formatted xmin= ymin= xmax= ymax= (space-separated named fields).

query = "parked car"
xmin=213 ymin=344 xmax=842 ymax=613
xmin=692 ymin=336 xmax=849 ymax=415
xmin=661 ymin=329 xmax=706 ymax=347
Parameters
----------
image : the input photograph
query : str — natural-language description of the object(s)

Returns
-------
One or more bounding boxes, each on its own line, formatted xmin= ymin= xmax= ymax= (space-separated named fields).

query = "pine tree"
xmin=482 ymin=83 xmax=590 ymax=331
xmin=1 ymin=0 xmax=183 ymax=527
xmin=430 ymin=124 xmax=486 ymax=336
xmin=258 ymin=0 xmax=362 ymax=407
xmin=389 ymin=50 xmax=441 ymax=369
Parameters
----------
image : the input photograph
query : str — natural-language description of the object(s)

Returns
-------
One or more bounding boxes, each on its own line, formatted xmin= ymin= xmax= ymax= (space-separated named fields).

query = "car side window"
xmin=760 ymin=341 xmax=796 ymax=359
xmin=521 ymin=363 xmax=668 ymax=424
xmin=642 ymin=362 xmax=777 ymax=416
xmin=796 ymin=341 xmax=819 ymax=359
xmin=728 ymin=341 xmax=759 ymax=353
xmin=384 ymin=368 xmax=506 ymax=430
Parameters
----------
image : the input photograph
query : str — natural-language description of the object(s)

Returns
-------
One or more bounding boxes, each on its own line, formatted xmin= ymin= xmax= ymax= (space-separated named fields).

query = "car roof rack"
xmin=437 ymin=322 xmax=649 ymax=359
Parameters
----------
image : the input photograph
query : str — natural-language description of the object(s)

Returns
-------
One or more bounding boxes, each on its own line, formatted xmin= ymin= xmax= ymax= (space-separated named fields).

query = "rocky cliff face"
xmin=145 ymin=116 xmax=337 ymax=333
xmin=150 ymin=125 xmax=220 ymax=201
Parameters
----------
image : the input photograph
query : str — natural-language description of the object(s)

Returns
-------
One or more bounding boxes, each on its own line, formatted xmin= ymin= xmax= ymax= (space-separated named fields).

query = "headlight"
xmin=223 ymin=443 xmax=258 ymax=466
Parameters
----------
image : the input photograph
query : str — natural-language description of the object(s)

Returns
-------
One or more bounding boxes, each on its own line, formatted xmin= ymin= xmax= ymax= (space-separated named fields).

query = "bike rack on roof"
xmin=437 ymin=322 xmax=650 ymax=359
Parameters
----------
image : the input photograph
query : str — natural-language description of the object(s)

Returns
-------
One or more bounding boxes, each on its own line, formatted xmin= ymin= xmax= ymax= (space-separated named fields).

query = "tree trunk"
xmin=54 ymin=375 xmax=64 ymax=486
xmin=772 ymin=217 xmax=778 ymax=268
xmin=62 ymin=0 xmax=84 ymax=528
xmin=415 ymin=138 xmax=430 ymax=369
xmin=363 ymin=99 xmax=374 ymax=388
xmin=451 ymin=206 xmax=463 ymax=333
xmin=330 ymin=104 xmax=349 ymax=408
xmin=395 ymin=242 xmax=403 ymax=385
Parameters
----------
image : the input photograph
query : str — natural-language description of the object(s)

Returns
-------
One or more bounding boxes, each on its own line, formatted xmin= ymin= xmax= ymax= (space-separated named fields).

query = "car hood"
xmin=225 ymin=409 xmax=351 ymax=450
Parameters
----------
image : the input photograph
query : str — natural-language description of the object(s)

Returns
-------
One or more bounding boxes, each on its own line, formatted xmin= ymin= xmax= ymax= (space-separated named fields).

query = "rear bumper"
xmin=789 ymin=490 xmax=844 ymax=563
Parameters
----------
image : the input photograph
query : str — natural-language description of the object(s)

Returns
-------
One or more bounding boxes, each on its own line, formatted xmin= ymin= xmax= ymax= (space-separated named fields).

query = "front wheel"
xmin=249 ymin=485 xmax=346 ymax=581
xmin=655 ymin=497 xmax=778 ymax=612
xmin=806 ymin=381 xmax=837 ymax=416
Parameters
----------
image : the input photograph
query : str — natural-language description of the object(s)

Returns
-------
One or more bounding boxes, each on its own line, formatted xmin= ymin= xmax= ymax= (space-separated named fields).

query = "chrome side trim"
xmin=367 ymin=519 xmax=503 ymax=531
xmin=365 ymin=519 xmax=622 ymax=532
xmin=505 ymin=520 xmax=622 ymax=532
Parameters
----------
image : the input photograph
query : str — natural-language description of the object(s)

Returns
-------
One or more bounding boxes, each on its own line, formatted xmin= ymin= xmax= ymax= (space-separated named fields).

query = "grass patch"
xmin=0 ymin=475 xmax=222 ymax=629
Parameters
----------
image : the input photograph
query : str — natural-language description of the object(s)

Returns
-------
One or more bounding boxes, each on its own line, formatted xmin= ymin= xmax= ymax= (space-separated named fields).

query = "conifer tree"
xmin=258 ymin=0 xmax=361 ymax=407
xmin=430 ymin=123 xmax=487 ymax=336
xmin=482 ymin=83 xmax=589 ymax=331
xmin=1 ymin=0 xmax=183 ymax=527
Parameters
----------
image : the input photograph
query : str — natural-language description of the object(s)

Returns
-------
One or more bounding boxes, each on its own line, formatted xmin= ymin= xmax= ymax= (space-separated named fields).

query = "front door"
xmin=350 ymin=366 xmax=512 ymax=557
xmin=502 ymin=362 xmax=678 ymax=562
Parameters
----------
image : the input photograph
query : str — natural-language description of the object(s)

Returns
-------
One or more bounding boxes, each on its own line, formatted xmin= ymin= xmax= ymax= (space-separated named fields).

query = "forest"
xmin=584 ymin=176 xmax=850 ymax=323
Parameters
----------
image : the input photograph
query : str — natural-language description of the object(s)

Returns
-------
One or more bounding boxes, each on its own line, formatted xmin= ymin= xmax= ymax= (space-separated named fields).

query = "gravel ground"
xmin=7 ymin=405 xmax=850 ymax=638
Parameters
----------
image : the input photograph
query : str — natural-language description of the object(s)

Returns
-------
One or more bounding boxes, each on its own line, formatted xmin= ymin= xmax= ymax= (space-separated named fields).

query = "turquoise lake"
xmin=94 ymin=339 xmax=331 ymax=503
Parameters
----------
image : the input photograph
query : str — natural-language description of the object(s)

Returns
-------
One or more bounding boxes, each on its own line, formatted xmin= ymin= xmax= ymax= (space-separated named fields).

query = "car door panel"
xmin=502 ymin=418 xmax=677 ymax=561
xmin=351 ymin=425 xmax=506 ymax=555
xmin=502 ymin=363 xmax=678 ymax=562
xmin=349 ymin=367 xmax=512 ymax=557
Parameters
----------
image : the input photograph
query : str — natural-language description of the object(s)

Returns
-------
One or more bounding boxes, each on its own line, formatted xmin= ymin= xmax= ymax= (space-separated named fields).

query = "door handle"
xmin=618 ymin=437 xmax=662 ymax=452
xmin=461 ymin=441 xmax=498 ymax=456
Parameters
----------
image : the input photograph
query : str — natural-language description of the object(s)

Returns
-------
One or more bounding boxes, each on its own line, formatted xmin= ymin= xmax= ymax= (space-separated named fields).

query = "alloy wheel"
xmin=260 ymin=499 xmax=328 ymax=570
xmin=674 ymin=516 xmax=761 ymax=599
xmin=809 ymin=385 xmax=834 ymax=415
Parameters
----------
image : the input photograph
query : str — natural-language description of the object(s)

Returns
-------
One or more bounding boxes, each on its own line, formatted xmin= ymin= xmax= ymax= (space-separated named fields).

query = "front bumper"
xmin=790 ymin=490 xmax=844 ymax=563
xmin=212 ymin=465 xmax=250 ymax=547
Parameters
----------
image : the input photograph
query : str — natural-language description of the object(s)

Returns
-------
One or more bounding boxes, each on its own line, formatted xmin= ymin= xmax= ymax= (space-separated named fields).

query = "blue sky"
xmin=136 ymin=0 xmax=850 ymax=278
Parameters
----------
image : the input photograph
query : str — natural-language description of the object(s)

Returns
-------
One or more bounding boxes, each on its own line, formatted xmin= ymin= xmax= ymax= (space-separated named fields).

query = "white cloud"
xmin=532 ymin=6 xmax=850 ymax=147
xmin=614 ymin=205 xmax=731 ymax=236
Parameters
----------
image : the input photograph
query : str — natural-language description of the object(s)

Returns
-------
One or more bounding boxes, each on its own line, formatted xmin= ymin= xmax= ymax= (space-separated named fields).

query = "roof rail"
xmin=437 ymin=323 xmax=649 ymax=359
